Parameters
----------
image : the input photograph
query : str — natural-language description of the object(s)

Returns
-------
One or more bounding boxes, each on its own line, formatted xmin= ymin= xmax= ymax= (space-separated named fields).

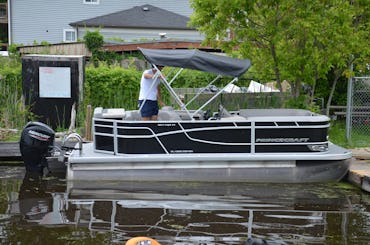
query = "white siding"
xmin=10 ymin=0 xmax=194 ymax=45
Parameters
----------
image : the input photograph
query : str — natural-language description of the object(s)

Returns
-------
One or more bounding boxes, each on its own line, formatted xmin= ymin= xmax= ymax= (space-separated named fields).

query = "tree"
xmin=324 ymin=0 xmax=370 ymax=115
xmin=84 ymin=30 xmax=104 ymax=67
xmin=84 ymin=30 xmax=104 ymax=53
xmin=189 ymin=0 xmax=370 ymax=108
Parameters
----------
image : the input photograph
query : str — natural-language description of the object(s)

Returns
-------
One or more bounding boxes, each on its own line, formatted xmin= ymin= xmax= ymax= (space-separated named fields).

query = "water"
xmin=0 ymin=166 xmax=369 ymax=245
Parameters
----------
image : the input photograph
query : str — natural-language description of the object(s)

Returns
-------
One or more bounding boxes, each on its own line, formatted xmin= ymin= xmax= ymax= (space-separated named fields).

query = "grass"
xmin=329 ymin=120 xmax=370 ymax=148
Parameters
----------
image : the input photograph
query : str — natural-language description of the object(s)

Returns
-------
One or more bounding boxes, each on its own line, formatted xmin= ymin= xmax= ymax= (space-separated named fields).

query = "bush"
xmin=84 ymin=65 xmax=142 ymax=110
xmin=84 ymin=30 xmax=104 ymax=53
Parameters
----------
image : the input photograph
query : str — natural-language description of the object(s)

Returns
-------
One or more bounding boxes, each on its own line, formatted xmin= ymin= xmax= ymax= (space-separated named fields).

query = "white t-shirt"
xmin=138 ymin=69 xmax=160 ymax=101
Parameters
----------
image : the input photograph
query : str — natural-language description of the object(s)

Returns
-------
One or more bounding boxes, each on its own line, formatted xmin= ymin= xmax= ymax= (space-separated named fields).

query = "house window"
xmin=83 ymin=0 xmax=100 ymax=4
xmin=64 ymin=29 xmax=77 ymax=42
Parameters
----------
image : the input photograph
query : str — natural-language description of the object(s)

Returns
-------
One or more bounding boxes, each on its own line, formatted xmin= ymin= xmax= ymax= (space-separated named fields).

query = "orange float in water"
xmin=125 ymin=237 xmax=161 ymax=245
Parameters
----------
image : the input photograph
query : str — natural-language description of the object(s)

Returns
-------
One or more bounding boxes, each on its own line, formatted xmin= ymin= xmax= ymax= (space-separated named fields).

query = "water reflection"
xmin=19 ymin=171 xmax=67 ymax=225
xmin=1 ymin=167 xmax=370 ymax=244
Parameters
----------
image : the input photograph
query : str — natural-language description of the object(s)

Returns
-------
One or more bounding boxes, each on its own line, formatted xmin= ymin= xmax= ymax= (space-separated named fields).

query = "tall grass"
xmin=0 ymin=57 xmax=30 ymax=130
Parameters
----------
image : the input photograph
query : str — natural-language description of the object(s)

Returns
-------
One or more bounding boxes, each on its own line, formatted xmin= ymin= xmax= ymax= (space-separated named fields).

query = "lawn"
xmin=329 ymin=120 xmax=369 ymax=148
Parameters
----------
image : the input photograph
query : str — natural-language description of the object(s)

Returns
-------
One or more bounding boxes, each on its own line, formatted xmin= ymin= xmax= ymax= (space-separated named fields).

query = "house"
xmin=70 ymin=4 xmax=203 ymax=42
xmin=8 ymin=0 xmax=199 ymax=46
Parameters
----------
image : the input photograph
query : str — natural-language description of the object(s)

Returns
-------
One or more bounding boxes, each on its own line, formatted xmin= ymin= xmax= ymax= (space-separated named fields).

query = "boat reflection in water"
xmin=16 ymin=171 xmax=362 ymax=244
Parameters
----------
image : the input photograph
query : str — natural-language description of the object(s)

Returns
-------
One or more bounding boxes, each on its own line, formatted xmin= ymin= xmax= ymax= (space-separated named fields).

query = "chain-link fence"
xmin=346 ymin=76 xmax=370 ymax=143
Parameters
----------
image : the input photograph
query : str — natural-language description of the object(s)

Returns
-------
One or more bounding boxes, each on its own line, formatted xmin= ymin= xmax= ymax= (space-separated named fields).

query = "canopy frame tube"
xmin=138 ymin=48 xmax=252 ymax=121
xmin=185 ymin=75 xmax=222 ymax=108
xmin=192 ymin=77 xmax=239 ymax=117
xmin=146 ymin=65 xmax=240 ymax=121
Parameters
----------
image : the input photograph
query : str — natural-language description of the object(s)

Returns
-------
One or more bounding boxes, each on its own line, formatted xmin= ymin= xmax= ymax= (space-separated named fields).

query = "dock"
xmin=0 ymin=142 xmax=369 ymax=192
xmin=0 ymin=142 xmax=21 ymax=161
xmin=346 ymin=148 xmax=370 ymax=192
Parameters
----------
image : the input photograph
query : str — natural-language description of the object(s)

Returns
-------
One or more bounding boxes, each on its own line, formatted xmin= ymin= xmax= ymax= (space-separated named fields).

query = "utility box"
xmin=22 ymin=55 xmax=85 ymax=130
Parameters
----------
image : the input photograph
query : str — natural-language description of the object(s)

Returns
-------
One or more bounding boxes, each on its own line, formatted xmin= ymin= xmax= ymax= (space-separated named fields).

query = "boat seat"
xmin=158 ymin=106 xmax=182 ymax=121
xmin=124 ymin=110 xmax=142 ymax=121
xmin=174 ymin=110 xmax=204 ymax=120
xmin=239 ymin=109 xmax=313 ymax=117
xmin=94 ymin=107 xmax=126 ymax=119
xmin=220 ymin=115 xmax=246 ymax=121
xmin=158 ymin=111 xmax=181 ymax=121
xmin=125 ymin=107 xmax=181 ymax=121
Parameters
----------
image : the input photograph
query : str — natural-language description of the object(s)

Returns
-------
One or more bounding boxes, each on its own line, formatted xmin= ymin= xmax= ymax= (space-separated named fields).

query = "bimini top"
xmin=139 ymin=48 xmax=251 ymax=77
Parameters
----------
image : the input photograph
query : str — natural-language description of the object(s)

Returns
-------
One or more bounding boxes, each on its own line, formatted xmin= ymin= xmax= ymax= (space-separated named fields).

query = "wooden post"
xmin=85 ymin=105 xmax=92 ymax=141
xmin=68 ymin=103 xmax=76 ymax=133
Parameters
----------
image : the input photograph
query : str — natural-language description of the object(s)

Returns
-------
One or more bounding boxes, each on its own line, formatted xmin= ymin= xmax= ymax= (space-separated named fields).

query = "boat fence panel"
xmin=92 ymin=110 xmax=331 ymax=155
xmin=171 ymin=89 xmax=291 ymax=111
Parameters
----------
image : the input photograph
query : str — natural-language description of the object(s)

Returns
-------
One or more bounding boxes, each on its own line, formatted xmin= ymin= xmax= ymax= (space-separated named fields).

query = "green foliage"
xmin=107 ymin=37 xmax=126 ymax=43
xmin=190 ymin=0 xmax=370 ymax=103
xmin=284 ymin=95 xmax=310 ymax=109
xmin=7 ymin=44 xmax=20 ymax=59
xmin=40 ymin=41 xmax=50 ymax=46
xmin=84 ymin=30 xmax=104 ymax=53
xmin=83 ymin=30 xmax=123 ymax=66
xmin=0 ymin=59 xmax=30 ymax=129
xmin=0 ymin=57 xmax=368 ymax=147
xmin=171 ymin=68 xmax=216 ymax=88
xmin=329 ymin=120 xmax=370 ymax=148
xmin=93 ymin=50 xmax=122 ymax=66
xmin=84 ymin=65 xmax=142 ymax=110
xmin=315 ymin=72 xmax=348 ymax=106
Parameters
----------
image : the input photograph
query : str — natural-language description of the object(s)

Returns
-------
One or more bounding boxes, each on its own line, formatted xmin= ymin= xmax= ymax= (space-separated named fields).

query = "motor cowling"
xmin=19 ymin=122 xmax=55 ymax=173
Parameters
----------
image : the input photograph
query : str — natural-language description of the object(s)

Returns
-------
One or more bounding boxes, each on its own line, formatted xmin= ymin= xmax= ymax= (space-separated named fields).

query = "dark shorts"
xmin=138 ymin=100 xmax=159 ymax=117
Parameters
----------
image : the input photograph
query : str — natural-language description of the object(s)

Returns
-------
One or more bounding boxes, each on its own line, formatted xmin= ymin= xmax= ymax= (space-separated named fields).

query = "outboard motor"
xmin=19 ymin=122 xmax=55 ymax=174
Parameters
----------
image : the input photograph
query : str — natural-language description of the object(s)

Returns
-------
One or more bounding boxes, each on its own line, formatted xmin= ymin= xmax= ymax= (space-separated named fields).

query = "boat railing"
xmin=62 ymin=133 xmax=83 ymax=154
xmin=94 ymin=107 xmax=205 ymax=121
xmin=93 ymin=107 xmax=331 ymax=155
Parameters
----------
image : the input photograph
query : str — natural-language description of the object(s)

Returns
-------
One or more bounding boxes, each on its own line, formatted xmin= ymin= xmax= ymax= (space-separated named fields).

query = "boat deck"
xmin=71 ymin=142 xmax=351 ymax=163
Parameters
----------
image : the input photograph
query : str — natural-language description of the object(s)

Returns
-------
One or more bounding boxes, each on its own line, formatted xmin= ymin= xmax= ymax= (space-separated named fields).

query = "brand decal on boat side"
xmin=158 ymin=123 xmax=176 ymax=127
xmin=256 ymin=138 xmax=309 ymax=143
xmin=28 ymin=130 xmax=51 ymax=141
xmin=170 ymin=149 xmax=194 ymax=153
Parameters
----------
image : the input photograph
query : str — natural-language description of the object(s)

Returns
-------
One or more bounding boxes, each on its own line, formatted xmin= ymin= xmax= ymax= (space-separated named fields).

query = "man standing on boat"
xmin=138 ymin=65 xmax=165 ymax=120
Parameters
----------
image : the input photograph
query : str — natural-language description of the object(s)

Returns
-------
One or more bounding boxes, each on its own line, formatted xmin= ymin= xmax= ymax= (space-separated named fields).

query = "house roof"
xmin=70 ymin=4 xmax=193 ymax=30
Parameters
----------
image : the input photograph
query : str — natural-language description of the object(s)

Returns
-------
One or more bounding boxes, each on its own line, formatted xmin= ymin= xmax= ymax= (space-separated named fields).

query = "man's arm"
xmin=144 ymin=72 xmax=154 ymax=79
xmin=144 ymin=70 xmax=164 ymax=80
